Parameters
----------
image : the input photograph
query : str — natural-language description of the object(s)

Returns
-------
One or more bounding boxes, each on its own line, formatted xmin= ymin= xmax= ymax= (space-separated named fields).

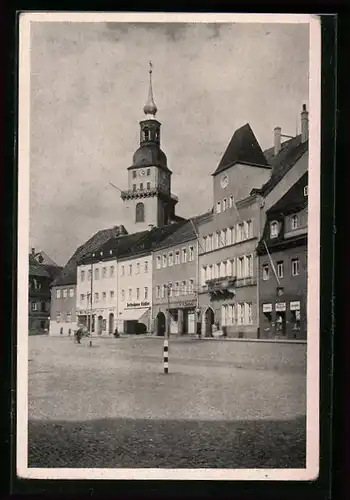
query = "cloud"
xmin=28 ymin=20 xmax=309 ymax=265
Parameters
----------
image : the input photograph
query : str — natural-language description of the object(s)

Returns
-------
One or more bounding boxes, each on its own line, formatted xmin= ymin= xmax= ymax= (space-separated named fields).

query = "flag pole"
xmin=263 ymin=240 xmax=281 ymax=286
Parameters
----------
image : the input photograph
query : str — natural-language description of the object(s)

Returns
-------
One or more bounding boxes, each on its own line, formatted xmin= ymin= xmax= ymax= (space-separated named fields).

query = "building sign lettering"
xmin=126 ymin=301 xmax=150 ymax=309
xmin=262 ymin=303 xmax=272 ymax=313
xmin=275 ymin=302 xmax=286 ymax=312
xmin=290 ymin=301 xmax=300 ymax=311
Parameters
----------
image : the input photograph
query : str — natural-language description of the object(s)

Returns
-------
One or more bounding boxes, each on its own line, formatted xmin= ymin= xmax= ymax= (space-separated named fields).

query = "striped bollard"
xmin=163 ymin=339 xmax=169 ymax=374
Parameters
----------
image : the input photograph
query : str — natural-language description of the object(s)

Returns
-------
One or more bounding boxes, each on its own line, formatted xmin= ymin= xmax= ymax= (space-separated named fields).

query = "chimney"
xmin=31 ymin=247 xmax=35 ymax=255
xmin=274 ymin=127 xmax=281 ymax=156
xmin=301 ymin=104 xmax=308 ymax=143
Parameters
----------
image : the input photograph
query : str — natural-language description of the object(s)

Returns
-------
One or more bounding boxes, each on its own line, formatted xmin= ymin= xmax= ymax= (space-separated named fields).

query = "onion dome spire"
xmin=143 ymin=61 xmax=158 ymax=117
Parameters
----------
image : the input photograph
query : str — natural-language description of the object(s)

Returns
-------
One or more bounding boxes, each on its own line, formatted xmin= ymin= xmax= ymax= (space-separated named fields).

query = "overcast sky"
xmin=29 ymin=20 xmax=309 ymax=265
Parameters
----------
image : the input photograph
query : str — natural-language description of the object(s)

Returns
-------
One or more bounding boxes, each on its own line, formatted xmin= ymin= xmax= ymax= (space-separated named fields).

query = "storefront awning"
xmin=119 ymin=308 xmax=150 ymax=322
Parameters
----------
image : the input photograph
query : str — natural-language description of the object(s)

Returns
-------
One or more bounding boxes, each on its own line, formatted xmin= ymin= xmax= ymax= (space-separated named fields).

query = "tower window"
xmin=132 ymin=184 xmax=136 ymax=192
xmin=140 ymin=183 xmax=143 ymax=190
xmin=132 ymin=171 xmax=137 ymax=179
xmin=147 ymin=182 xmax=151 ymax=190
xmin=135 ymin=202 xmax=145 ymax=223
xmin=147 ymin=169 xmax=150 ymax=176
xmin=143 ymin=128 xmax=149 ymax=141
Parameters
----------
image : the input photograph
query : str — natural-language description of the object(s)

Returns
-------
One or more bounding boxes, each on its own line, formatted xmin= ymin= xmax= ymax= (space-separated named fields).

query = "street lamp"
xmin=195 ymin=306 xmax=201 ymax=339
xmin=163 ymin=283 xmax=172 ymax=374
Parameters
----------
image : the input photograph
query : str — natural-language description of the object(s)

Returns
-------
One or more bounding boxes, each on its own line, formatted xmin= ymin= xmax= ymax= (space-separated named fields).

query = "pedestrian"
xmin=75 ymin=327 xmax=83 ymax=344
xmin=113 ymin=326 xmax=120 ymax=338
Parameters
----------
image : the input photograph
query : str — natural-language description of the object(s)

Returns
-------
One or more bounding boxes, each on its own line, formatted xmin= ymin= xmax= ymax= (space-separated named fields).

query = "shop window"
xmin=291 ymin=310 xmax=301 ymax=331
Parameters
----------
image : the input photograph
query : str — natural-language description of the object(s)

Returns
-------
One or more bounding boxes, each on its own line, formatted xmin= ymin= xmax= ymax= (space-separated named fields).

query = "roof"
xmin=257 ymin=173 xmax=308 ymax=255
xmin=128 ymin=144 xmax=171 ymax=173
xmin=252 ymin=135 xmax=308 ymax=197
xmin=153 ymin=212 xmax=212 ymax=251
xmin=32 ymin=250 xmax=59 ymax=267
xmin=51 ymin=225 xmax=128 ymax=286
xmin=29 ymin=254 xmax=62 ymax=280
xmin=213 ymin=123 xmax=270 ymax=176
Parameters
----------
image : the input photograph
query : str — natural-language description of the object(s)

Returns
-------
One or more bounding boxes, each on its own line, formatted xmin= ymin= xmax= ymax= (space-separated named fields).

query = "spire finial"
xmin=143 ymin=61 xmax=157 ymax=117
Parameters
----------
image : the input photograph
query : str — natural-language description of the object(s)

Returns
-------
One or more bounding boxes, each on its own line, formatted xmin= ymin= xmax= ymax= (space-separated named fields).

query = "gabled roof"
xmin=29 ymin=254 xmax=62 ymax=280
xmin=32 ymin=250 xmax=59 ymax=267
xmin=51 ymin=225 xmax=128 ymax=286
xmin=153 ymin=212 xmax=212 ymax=251
xmin=252 ymin=135 xmax=308 ymax=197
xmin=257 ymin=173 xmax=308 ymax=255
xmin=213 ymin=123 xmax=270 ymax=176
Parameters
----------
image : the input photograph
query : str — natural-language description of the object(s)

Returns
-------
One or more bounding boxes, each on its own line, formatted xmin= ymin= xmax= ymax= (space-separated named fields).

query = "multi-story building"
xmin=197 ymin=123 xmax=271 ymax=338
xmin=152 ymin=214 xmax=210 ymax=336
xmin=29 ymin=249 xmax=62 ymax=334
xmin=49 ymin=225 xmax=127 ymax=335
xmin=256 ymin=173 xmax=308 ymax=339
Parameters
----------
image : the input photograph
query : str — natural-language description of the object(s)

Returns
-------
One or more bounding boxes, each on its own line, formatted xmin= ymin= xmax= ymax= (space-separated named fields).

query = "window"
xmin=140 ymin=183 xmax=144 ymax=190
xmin=146 ymin=182 xmax=151 ymax=190
xmin=222 ymin=305 xmax=228 ymax=325
xmin=88 ymin=269 xmax=92 ymax=281
xmin=110 ymin=266 xmax=114 ymax=277
xmin=215 ymin=263 xmax=220 ymax=279
xmin=237 ymin=223 xmax=244 ymax=242
xmin=230 ymin=227 xmax=235 ymax=244
xmin=182 ymin=281 xmax=187 ymax=295
xmin=63 ymin=289 xmax=67 ymax=298
xmin=246 ymin=255 xmax=253 ymax=277
xmin=128 ymin=288 xmax=132 ymax=300
xmin=162 ymin=284 xmax=166 ymax=298
xmin=132 ymin=170 xmax=137 ymax=178
xmin=121 ymin=289 xmax=125 ymax=301
xmin=168 ymin=252 xmax=174 ymax=266
xmin=270 ymin=221 xmax=279 ymax=238
xmin=136 ymin=288 xmax=140 ymax=300
xmin=175 ymin=250 xmax=180 ymax=265
xmin=277 ymin=261 xmax=284 ymax=278
xmin=229 ymin=195 xmax=233 ymax=208
xmin=156 ymin=285 xmax=160 ymax=299
xmin=189 ymin=246 xmax=194 ymax=261
xmin=221 ymin=229 xmax=227 ymax=246
xmin=189 ymin=279 xmax=194 ymax=294
xmin=223 ymin=198 xmax=227 ymax=211
xmin=262 ymin=263 xmax=269 ymax=281
xmin=222 ymin=261 xmax=227 ymax=277
xmin=208 ymin=234 xmax=213 ymax=251
xmin=291 ymin=258 xmax=299 ymax=276
xmin=143 ymin=128 xmax=149 ymax=141
xmin=94 ymin=268 xmax=99 ymax=280
xmin=133 ymin=184 xmax=136 ymax=191
xmin=32 ymin=302 xmax=38 ymax=311
xmin=246 ymin=220 xmax=253 ymax=238
xmin=245 ymin=303 xmax=253 ymax=325
xmin=162 ymin=254 xmax=167 ymax=268
xmin=87 ymin=293 xmax=91 ymax=304
xmin=237 ymin=303 xmax=244 ymax=325
xmin=238 ymin=257 xmax=244 ymax=279
xmin=147 ymin=169 xmax=150 ymax=176
xmin=121 ymin=265 xmax=125 ymax=276
xmin=69 ymin=288 xmax=74 ymax=298
xmin=80 ymin=270 xmax=85 ymax=282
xmin=201 ymin=266 xmax=207 ymax=285
xmin=304 ymin=185 xmax=308 ymax=196
xmin=135 ymin=202 xmax=145 ymax=223
xmin=144 ymin=287 xmax=148 ymax=300
xmin=110 ymin=290 xmax=115 ymax=300
xmin=291 ymin=214 xmax=300 ymax=230
xmin=136 ymin=263 xmax=140 ymax=274
xmin=102 ymin=292 xmax=106 ymax=301
xmin=156 ymin=255 xmax=161 ymax=269
xmin=101 ymin=267 xmax=106 ymax=279
xmin=230 ymin=259 xmax=235 ymax=277
xmin=208 ymin=265 xmax=213 ymax=280
xmin=144 ymin=261 xmax=148 ymax=273
xmin=80 ymin=294 xmax=85 ymax=302
xmin=216 ymin=201 xmax=221 ymax=213
xmin=128 ymin=264 xmax=132 ymax=276
xmin=175 ymin=282 xmax=180 ymax=296
xmin=56 ymin=313 xmax=61 ymax=323
xmin=94 ymin=292 xmax=99 ymax=303
xmin=203 ymin=236 xmax=207 ymax=251
xmin=182 ymin=248 xmax=187 ymax=263
xmin=56 ymin=289 xmax=61 ymax=299
xmin=215 ymin=232 xmax=220 ymax=249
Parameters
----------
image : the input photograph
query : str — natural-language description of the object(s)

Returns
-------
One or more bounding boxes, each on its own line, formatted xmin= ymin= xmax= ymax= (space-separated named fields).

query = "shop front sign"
xmin=262 ymin=303 xmax=272 ymax=313
xmin=126 ymin=301 xmax=150 ymax=309
xmin=290 ymin=301 xmax=301 ymax=311
xmin=275 ymin=302 xmax=286 ymax=312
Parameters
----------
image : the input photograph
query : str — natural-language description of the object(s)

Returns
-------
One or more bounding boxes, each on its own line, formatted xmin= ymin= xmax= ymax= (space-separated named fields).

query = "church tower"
xmin=121 ymin=63 xmax=179 ymax=232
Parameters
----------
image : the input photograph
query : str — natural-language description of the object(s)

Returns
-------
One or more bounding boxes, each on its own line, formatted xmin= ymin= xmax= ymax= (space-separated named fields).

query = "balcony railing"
xmin=234 ymin=276 xmax=257 ymax=287
xmin=202 ymin=275 xmax=257 ymax=295
xmin=121 ymin=186 xmax=171 ymax=200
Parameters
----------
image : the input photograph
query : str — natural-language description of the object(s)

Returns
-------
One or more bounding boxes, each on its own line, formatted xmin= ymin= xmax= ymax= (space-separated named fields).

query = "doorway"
xmin=156 ymin=312 xmax=166 ymax=337
xmin=204 ymin=307 xmax=215 ymax=337
xmin=275 ymin=312 xmax=286 ymax=336
xmin=97 ymin=315 xmax=103 ymax=335
xmin=108 ymin=313 xmax=114 ymax=334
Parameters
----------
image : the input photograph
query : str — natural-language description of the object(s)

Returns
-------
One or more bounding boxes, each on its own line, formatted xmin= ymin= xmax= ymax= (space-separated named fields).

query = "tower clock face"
xmin=221 ymin=175 xmax=229 ymax=188
xmin=140 ymin=169 xmax=146 ymax=176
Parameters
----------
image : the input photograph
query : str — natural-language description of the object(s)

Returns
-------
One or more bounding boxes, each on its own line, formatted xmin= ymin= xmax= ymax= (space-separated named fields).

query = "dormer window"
xmin=270 ymin=221 xmax=279 ymax=239
xmin=304 ymin=185 xmax=308 ymax=196
xmin=291 ymin=214 xmax=299 ymax=230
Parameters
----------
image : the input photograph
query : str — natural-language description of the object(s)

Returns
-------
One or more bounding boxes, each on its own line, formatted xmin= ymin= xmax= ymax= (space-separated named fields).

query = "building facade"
xmin=29 ymin=250 xmax=61 ymax=334
xmin=49 ymin=283 xmax=77 ymax=336
xmin=152 ymin=215 xmax=209 ymax=336
xmin=257 ymin=173 xmax=308 ymax=340
xmin=197 ymin=123 xmax=271 ymax=338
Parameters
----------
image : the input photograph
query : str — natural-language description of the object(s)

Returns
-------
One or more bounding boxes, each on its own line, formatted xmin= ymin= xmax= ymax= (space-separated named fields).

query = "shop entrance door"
xmin=275 ymin=312 xmax=286 ymax=336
